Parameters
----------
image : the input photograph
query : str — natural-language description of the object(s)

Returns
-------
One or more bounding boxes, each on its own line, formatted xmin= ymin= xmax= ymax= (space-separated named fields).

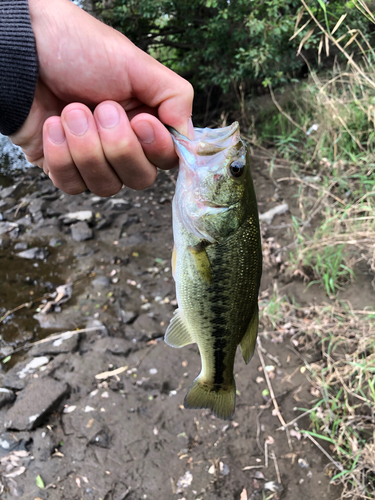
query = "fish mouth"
xmin=167 ymin=122 xmax=240 ymax=156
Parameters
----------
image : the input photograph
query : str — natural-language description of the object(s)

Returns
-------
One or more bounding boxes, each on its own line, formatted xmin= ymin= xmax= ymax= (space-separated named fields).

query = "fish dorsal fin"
xmin=188 ymin=242 xmax=212 ymax=283
xmin=165 ymin=309 xmax=194 ymax=348
xmin=239 ymin=305 xmax=259 ymax=364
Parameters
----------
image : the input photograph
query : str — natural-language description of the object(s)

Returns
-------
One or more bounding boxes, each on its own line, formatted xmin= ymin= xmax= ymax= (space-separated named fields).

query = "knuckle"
xmin=92 ymin=181 xmax=122 ymax=198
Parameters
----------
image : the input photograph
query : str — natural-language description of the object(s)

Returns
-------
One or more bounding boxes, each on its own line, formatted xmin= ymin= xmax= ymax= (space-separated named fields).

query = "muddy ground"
xmin=1 ymin=137 xmax=369 ymax=500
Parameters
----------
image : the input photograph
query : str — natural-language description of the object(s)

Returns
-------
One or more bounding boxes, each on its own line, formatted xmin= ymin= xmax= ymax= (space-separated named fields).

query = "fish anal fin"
xmin=165 ymin=308 xmax=194 ymax=348
xmin=184 ymin=376 xmax=235 ymax=420
xmin=188 ymin=242 xmax=212 ymax=283
xmin=240 ymin=305 xmax=259 ymax=364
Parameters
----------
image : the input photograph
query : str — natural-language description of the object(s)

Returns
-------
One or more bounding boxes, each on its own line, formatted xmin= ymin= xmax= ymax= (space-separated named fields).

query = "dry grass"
xmin=257 ymin=3 xmax=375 ymax=497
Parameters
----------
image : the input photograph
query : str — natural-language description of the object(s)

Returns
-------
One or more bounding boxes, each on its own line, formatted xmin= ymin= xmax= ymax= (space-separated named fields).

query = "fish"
xmin=164 ymin=121 xmax=262 ymax=420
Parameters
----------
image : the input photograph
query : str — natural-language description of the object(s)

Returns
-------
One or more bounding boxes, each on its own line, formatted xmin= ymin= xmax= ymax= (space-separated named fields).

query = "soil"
xmin=0 ymin=135 xmax=367 ymax=500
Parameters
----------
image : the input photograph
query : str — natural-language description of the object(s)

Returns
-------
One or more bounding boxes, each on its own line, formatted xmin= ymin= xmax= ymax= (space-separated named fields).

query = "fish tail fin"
xmin=184 ymin=376 xmax=236 ymax=420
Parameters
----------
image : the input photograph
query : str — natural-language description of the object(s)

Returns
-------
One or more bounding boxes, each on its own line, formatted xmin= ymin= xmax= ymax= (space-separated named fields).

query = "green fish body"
xmin=165 ymin=122 xmax=262 ymax=420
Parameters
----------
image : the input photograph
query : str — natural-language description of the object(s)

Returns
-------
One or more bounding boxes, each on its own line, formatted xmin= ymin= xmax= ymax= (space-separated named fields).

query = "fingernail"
xmin=134 ymin=121 xmax=154 ymax=144
xmin=65 ymin=109 xmax=88 ymax=135
xmin=96 ymin=103 xmax=120 ymax=129
xmin=47 ymin=122 xmax=65 ymax=144
xmin=188 ymin=117 xmax=195 ymax=140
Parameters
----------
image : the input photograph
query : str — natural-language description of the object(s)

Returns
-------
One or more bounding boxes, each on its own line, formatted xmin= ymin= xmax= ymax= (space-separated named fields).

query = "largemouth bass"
xmin=165 ymin=122 xmax=262 ymax=420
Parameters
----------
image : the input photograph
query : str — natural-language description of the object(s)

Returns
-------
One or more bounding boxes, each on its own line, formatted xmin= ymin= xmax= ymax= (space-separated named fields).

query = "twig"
xmin=0 ymin=326 xmax=106 ymax=361
xmin=257 ymin=343 xmax=282 ymax=367
xmin=95 ymin=365 xmax=128 ymax=380
xmin=271 ymin=451 xmax=282 ymax=484
xmin=277 ymin=407 xmax=316 ymax=431
xmin=303 ymin=432 xmax=343 ymax=471
xmin=277 ymin=176 xmax=345 ymax=205
xmin=257 ymin=339 xmax=287 ymax=429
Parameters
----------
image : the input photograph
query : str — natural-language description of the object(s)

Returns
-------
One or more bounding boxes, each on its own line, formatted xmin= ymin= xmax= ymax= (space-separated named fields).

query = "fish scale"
xmin=165 ymin=122 xmax=262 ymax=420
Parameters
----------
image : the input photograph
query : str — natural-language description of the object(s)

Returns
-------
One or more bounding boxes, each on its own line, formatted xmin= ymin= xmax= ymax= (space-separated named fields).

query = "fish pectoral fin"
xmin=188 ymin=242 xmax=212 ymax=283
xmin=165 ymin=308 xmax=194 ymax=348
xmin=184 ymin=376 xmax=236 ymax=420
xmin=239 ymin=305 xmax=259 ymax=364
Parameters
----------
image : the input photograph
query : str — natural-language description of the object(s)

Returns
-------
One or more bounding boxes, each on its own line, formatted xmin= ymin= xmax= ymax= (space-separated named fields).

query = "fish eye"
xmin=229 ymin=160 xmax=245 ymax=178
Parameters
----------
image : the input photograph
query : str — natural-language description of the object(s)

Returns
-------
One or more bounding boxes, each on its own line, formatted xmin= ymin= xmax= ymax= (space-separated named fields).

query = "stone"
xmin=71 ymin=221 xmax=93 ymax=241
xmin=132 ymin=314 xmax=162 ymax=336
xmin=32 ymin=427 xmax=61 ymax=461
xmin=17 ymin=247 xmax=49 ymax=260
xmin=95 ymin=216 xmax=112 ymax=230
xmin=30 ymin=331 xmax=79 ymax=356
xmin=0 ymin=237 xmax=10 ymax=249
xmin=49 ymin=237 xmax=64 ymax=247
xmin=61 ymin=210 xmax=94 ymax=224
xmin=0 ymin=183 xmax=24 ymax=200
xmin=120 ymin=310 xmax=138 ymax=325
xmin=104 ymin=198 xmax=130 ymax=211
xmin=14 ymin=242 xmax=28 ymax=251
xmin=0 ymin=388 xmax=15 ymax=409
xmin=15 ymin=215 xmax=32 ymax=228
xmin=0 ymin=221 xmax=18 ymax=235
xmin=92 ymin=276 xmax=111 ymax=288
xmin=259 ymin=203 xmax=289 ymax=224
xmin=5 ymin=378 xmax=69 ymax=430
xmin=2 ymin=357 xmax=49 ymax=391
xmin=28 ymin=198 xmax=46 ymax=215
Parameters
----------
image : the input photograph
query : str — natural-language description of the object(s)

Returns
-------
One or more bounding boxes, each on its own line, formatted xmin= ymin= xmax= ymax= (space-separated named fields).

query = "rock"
xmin=32 ymin=427 xmax=61 ymax=461
xmin=0 ymin=237 xmax=10 ymax=249
xmin=0 ymin=432 xmax=29 ymax=457
xmin=104 ymin=198 xmax=130 ymax=211
xmin=119 ymin=233 xmax=146 ymax=248
xmin=0 ymin=388 xmax=15 ymax=409
xmin=49 ymin=237 xmax=64 ymax=247
xmin=28 ymin=198 xmax=46 ymax=215
xmin=86 ymin=319 xmax=108 ymax=336
xmin=17 ymin=247 xmax=49 ymax=260
xmin=132 ymin=314 xmax=162 ymax=337
xmin=15 ymin=215 xmax=32 ymax=228
xmin=14 ymin=242 xmax=28 ymax=251
xmin=102 ymin=337 xmax=132 ymax=356
xmin=120 ymin=310 xmax=138 ymax=325
xmin=61 ymin=210 xmax=94 ymax=224
xmin=2 ymin=357 xmax=49 ymax=391
xmin=0 ymin=183 xmax=24 ymax=200
xmin=92 ymin=276 xmax=111 ymax=288
xmin=0 ymin=221 xmax=18 ymax=235
xmin=259 ymin=203 xmax=289 ymax=224
xmin=5 ymin=378 xmax=69 ymax=430
xmin=30 ymin=331 xmax=79 ymax=356
xmin=71 ymin=221 xmax=93 ymax=241
xmin=95 ymin=216 xmax=112 ymax=230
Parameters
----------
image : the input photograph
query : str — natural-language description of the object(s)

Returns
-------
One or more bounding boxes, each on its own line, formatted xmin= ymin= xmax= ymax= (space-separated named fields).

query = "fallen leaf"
xmin=240 ymin=488 xmax=248 ymax=500
xmin=5 ymin=467 xmax=26 ymax=478
xmin=36 ymin=475 xmax=45 ymax=489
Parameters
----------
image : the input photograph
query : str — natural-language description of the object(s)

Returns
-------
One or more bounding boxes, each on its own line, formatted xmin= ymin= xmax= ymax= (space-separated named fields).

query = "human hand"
xmin=10 ymin=0 xmax=193 ymax=195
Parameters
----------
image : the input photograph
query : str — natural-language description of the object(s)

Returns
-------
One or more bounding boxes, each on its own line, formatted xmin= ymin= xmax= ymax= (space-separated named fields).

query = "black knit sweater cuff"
xmin=0 ymin=0 xmax=39 ymax=136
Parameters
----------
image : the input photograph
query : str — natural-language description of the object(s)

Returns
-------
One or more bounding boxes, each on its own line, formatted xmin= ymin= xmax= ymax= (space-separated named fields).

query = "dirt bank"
xmin=0 ymin=150 xmax=344 ymax=499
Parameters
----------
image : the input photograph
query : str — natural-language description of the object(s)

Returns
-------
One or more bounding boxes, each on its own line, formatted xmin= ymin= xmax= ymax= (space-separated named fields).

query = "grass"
xmin=255 ymin=5 xmax=375 ymax=499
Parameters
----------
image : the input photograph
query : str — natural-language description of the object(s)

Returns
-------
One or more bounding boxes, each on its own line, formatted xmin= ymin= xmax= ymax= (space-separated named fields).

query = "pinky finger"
xmin=43 ymin=117 xmax=87 ymax=195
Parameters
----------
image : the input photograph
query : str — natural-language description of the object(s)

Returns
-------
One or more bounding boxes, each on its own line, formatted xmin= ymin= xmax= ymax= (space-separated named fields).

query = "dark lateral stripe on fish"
xmin=210 ymin=249 xmax=231 ymax=387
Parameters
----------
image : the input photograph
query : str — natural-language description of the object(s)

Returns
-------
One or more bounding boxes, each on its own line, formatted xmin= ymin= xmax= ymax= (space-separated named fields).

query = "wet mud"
xmin=0 ymin=137 xmax=353 ymax=499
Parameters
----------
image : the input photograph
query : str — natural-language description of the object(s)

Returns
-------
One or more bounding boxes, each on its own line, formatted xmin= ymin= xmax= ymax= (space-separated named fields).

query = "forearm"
xmin=0 ymin=0 xmax=38 ymax=135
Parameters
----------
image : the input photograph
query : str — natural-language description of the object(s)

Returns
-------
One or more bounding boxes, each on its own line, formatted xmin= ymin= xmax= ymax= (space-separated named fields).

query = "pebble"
xmin=17 ymin=247 xmax=49 ymax=260
xmin=61 ymin=210 xmax=94 ymax=224
xmin=5 ymin=378 xmax=69 ymax=431
xmin=71 ymin=221 xmax=93 ymax=241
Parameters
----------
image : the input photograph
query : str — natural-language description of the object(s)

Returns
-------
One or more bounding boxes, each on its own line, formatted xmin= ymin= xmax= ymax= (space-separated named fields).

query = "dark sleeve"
xmin=0 ymin=0 xmax=39 ymax=136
